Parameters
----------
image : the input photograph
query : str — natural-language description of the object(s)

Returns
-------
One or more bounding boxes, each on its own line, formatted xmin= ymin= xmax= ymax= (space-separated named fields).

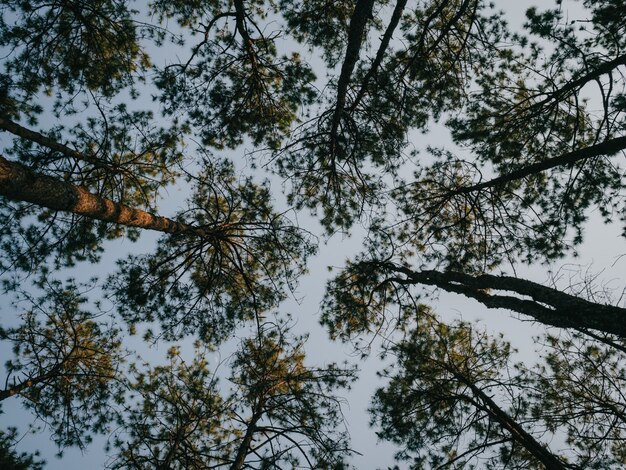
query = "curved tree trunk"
xmin=382 ymin=263 xmax=626 ymax=338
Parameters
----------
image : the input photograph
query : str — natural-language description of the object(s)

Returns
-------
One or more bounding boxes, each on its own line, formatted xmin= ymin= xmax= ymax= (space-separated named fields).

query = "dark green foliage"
xmin=1 ymin=1 xmax=626 ymax=467
xmin=108 ymin=346 xmax=228 ymax=469
xmin=300 ymin=0 xmax=626 ymax=272
xmin=275 ymin=1 xmax=513 ymax=231
xmin=108 ymin=159 xmax=316 ymax=342
xmin=0 ymin=278 xmax=124 ymax=449
xmin=109 ymin=325 xmax=355 ymax=469
xmin=0 ymin=0 xmax=148 ymax=98
xmin=371 ymin=312 xmax=626 ymax=469
xmin=0 ymin=428 xmax=45 ymax=470
xmin=371 ymin=312 xmax=546 ymax=469
xmin=320 ymin=258 xmax=416 ymax=344
xmin=152 ymin=0 xmax=317 ymax=149
xmin=427 ymin=0 xmax=626 ymax=267
xmin=531 ymin=331 xmax=626 ymax=467
xmin=280 ymin=0 xmax=356 ymax=66
xmin=228 ymin=327 xmax=356 ymax=468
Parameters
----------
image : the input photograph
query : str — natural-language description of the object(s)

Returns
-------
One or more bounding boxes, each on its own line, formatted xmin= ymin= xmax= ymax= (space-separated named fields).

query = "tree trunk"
xmin=384 ymin=263 xmax=626 ymax=338
xmin=349 ymin=0 xmax=408 ymax=111
xmin=330 ymin=0 xmax=376 ymax=140
xmin=452 ymin=369 xmax=572 ymax=470
xmin=230 ymin=408 xmax=263 ymax=470
xmin=0 ymin=155 xmax=193 ymax=235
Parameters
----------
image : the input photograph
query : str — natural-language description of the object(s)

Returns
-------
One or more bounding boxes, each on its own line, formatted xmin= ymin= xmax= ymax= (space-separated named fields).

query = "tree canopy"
xmin=1 ymin=0 xmax=626 ymax=468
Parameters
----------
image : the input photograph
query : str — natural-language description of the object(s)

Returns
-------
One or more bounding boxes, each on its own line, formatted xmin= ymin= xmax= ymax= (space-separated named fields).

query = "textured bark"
xmin=383 ymin=263 xmax=626 ymax=338
xmin=0 ymin=155 xmax=194 ymax=234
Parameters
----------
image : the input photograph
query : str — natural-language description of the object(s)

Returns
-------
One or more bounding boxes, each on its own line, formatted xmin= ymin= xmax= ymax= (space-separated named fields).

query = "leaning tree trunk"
xmin=382 ymin=263 xmax=626 ymax=338
xmin=0 ymin=155 xmax=211 ymax=236
xmin=451 ymin=368 xmax=572 ymax=470
xmin=229 ymin=408 xmax=264 ymax=470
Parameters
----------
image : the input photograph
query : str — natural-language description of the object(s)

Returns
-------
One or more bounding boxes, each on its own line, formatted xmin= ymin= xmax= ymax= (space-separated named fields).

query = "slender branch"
xmin=0 ymin=115 xmax=116 ymax=170
xmin=541 ymin=53 xmax=626 ymax=107
xmin=401 ymin=0 xmax=450 ymax=77
xmin=175 ymin=12 xmax=238 ymax=72
xmin=575 ymin=328 xmax=626 ymax=354
xmin=433 ymin=437 xmax=512 ymax=470
xmin=447 ymin=135 xmax=626 ymax=196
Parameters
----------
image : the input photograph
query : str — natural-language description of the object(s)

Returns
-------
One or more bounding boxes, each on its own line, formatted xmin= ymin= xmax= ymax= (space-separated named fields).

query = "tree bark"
xmin=233 ymin=0 xmax=259 ymax=66
xmin=330 ymin=0 xmax=376 ymax=142
xmin=0 ymin=155 xmax=195 ymax=235
xmin=349 ymin=0 xmax=408 ymax=111
xmin=383 ymin=263 xmax=626 ymax=338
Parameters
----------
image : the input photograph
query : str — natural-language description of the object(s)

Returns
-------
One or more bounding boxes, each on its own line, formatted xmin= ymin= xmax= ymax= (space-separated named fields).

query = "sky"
xmin=2 ymin=1 xmax=625 ymax=469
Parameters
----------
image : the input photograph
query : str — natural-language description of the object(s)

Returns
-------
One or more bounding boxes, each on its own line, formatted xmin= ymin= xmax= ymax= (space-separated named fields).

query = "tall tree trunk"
xmin=0 ymin=155 xmax=197 ymax=235
xmin=349 ymin=0 xmax=408 ymax=111
xmin=329 ymin=0 xmax=376 ymax=142
xmin=230 ymin=408 xmax=263 ymax=470
xmin=452 ymin=369 xmax=573 ymax=470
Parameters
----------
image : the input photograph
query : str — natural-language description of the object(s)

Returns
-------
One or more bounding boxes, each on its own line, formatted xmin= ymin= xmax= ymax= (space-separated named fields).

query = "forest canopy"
xmin=1 ymin=0 xmax=626 ymax=468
